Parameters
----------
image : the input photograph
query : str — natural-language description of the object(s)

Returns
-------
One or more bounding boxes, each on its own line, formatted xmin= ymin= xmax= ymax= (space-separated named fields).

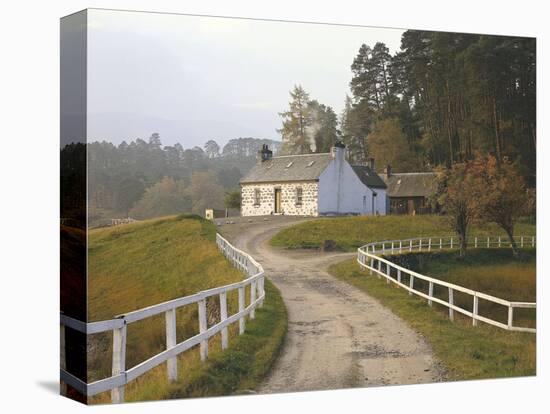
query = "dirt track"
xmin=220 ymin=217 xmax=444 ymax=394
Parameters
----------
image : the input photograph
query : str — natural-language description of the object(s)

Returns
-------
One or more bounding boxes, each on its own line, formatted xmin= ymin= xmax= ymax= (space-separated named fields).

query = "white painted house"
xmin=240 ymin=143 xmax=388 ymax=217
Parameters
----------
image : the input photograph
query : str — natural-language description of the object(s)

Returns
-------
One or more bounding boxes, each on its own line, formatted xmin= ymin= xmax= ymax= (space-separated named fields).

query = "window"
xmin=254 ymin=188 xmax=261 ymax=206
xmin=295 ymin=187 xmax=303 ymax=206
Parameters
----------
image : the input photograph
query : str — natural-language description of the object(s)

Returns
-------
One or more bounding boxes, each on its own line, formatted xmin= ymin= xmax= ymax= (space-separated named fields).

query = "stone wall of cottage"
xmin=241 ymin=182 xmax=319 ymax=217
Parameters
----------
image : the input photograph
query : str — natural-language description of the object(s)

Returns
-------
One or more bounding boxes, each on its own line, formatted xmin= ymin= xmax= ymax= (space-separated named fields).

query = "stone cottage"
xmin=239 ymin=143 xmax=388 ymax=217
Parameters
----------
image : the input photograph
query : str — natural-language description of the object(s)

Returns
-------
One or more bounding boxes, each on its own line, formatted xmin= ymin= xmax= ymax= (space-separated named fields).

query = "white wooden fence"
xmin=110 ymin=217 xmax=138 ymax=226
xmin=60 ymin=233 xmax=265 ymax=403
xmin=357 ymin=235 xmax=536 ymax=334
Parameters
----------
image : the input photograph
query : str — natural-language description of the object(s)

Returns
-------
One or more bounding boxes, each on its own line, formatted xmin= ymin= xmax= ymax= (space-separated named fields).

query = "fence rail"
xmin=60 ymin=233 xmax=265 ymax=403
xmin=357 ymin=235 xmax=536 ymax=334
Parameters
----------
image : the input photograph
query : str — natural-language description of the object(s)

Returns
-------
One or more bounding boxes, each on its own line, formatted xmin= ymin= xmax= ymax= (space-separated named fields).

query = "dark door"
xmin=274 ymin=188 xmax=282 ymax=213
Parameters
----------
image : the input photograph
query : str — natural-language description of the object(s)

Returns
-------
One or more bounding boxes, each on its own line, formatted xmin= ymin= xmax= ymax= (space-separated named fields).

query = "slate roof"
xmin=351 ymin=165 xmax=387 ymax=189
xmin=380 ymin=172 xmax=438 ymax=198
xmin=240 ymin=153 xmax=333 ymax=184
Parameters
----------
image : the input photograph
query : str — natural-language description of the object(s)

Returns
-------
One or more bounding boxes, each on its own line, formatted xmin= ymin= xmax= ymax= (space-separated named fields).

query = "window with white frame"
xmin=295 ymin=187 xmax=303 ymax=205
xmin=254 ymin=188 xmax=261 ymax=205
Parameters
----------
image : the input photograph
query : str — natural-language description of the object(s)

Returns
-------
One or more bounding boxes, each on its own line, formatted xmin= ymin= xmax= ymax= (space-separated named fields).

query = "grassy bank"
xmin=270 ymin=215 xmax=536 ymax=251
xmin=329 ymin=258 xmax=536 ymax=380
xmin=87 ymin=215 xmax=287 ymax=403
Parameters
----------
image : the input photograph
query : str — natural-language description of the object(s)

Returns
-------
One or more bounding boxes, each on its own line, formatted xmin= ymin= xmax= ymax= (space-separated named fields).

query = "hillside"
xmin=88 ymin=215 xmax=242 ymax=321
xmin=87 ymin=215 xmax=286 ymax=403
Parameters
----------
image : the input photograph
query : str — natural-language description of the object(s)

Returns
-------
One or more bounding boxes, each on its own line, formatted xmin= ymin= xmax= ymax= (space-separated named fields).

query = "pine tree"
xmin=278 ymin=85 xmax=313 ymax=154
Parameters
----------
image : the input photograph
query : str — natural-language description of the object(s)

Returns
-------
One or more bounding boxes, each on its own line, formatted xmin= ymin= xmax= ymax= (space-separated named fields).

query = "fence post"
xmin=165 ymin=308 xmax=177 ymax=381
xmin=507 ymin=306 xmax=514 ymax=330
xmin=448 ymin=288 xmax=454 ymax=321
xmin=474 ymin=237 xmax=478 ymax=248
xmin=391 ymin=241 xmax=394 ymax=252
xmin=111 ymin=322 xmax=127 ymax=403
xmin=428 ymin=282 xmax=434 ymax=307
xmin=450 ymin=237 xmax=453 ymax=249
xmin=397 ymin=269 xmax=402 ymax=284
xmin=440 ymin=238 xmax=442 ymax=249
xmin=399 ymin=240 xmax=402 ymax=253
xmin=369 ymin=256 xmax=373 ymax=275
xmin=498 ymin=236 xmax=501 ymax=247
xmin=250 ymin=280 xmax=257 ymax=319
xmin=428 ymin=238 xmax=431 ymax=251
xmin=409 ymin=274 xmax=414 ymax=295
xmin=386 ymin=263 xmax=390 ymax=284
xmin=219 ymin=292 xmax=228 ymax=350
xmin=487 ymin=236 xmax=490 ymax=247
xmin=60 ymin=324 xmax=67 ymax=396
xmin=410 ymin=239 xmax=413 ymax=252
xmin=472 ymin=295 xmax=479 ymax=327
xmin=419 ymin=238 xmax=422 ymax=252
xmin=521 ymin=236 xmax=524 ymax=248
xmin=238 ymin=287 xmax=246 ymax=334
xmin=259 ymin=277 xmax=265 ymax=307
xmin=198 ymin=299 xmax=208 ymax=361
xmin=532 ymin=236 xmax=535 ymax=247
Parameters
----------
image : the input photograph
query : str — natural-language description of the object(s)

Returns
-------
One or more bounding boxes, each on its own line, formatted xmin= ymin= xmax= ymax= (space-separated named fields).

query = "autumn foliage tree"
xmin=436 ymin=163 xmax=478 ymax=258
xmin=130 ymin=177 xmax=190 ymax=219
xmin=187 ymin=171 xmax=226 ymax=214
xmin=367 ymin=118 xmax=423 ymax=172
xmin=469 ymin=155 xmax=531 ymax=257
xmin=437 ymin=154 xmax=531 ymax=258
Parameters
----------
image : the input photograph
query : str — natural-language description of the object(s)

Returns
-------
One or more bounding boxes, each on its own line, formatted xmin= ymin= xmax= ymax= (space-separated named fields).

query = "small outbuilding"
xmin=379 ymin=166 xmax=438 ymax=215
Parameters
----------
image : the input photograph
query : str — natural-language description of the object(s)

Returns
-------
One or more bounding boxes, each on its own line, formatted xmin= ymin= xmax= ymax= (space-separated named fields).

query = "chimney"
xmin=331 ymin=141 xmax=346 ymax=163
xmin=368 ymin=158 xmax=375 ymax=171
xmin=257 ymin=144 xmax=273 ymax=163
xmin=384 ymin=164 xmax=392 ymax=177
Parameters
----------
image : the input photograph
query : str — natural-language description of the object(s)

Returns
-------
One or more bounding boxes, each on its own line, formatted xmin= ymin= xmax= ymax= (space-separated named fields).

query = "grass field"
xmin=87 ymin=215 xmax=287 ymax=403
xmin=329 ymin=256 xmax=536 ymax=380
xmin=270 ymin=215 xmax=536 ymax=251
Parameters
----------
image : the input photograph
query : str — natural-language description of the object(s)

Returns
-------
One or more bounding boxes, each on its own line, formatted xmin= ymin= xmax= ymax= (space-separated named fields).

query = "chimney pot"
xmin=257 ymin=144 xmax=273 ymax=163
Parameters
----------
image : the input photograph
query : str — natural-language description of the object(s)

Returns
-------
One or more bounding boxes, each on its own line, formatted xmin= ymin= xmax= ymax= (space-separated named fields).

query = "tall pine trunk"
xmin=492 ymin=96 xmax=502 ymax=164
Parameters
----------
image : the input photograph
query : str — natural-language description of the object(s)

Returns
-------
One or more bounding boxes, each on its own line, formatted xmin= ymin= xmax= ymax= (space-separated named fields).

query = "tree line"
xmin=60 ymin=136 xmax=281 ymax=225
xmin=279 ymin=31 xmax=535 ymax=183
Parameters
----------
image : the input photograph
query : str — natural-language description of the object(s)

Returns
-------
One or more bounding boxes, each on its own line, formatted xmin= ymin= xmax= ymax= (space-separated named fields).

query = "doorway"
xmin=274 ymin=188 xmax=282 ymax=213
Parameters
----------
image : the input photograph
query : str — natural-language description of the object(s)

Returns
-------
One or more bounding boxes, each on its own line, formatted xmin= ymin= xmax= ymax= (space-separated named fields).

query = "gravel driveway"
xmin=219 ymin=217 xmax=444 ymax=394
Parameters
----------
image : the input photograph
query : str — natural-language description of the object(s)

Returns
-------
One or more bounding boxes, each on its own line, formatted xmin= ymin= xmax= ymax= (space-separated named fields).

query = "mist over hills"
xmin=87 ymin=112 xmax=280 ymax=148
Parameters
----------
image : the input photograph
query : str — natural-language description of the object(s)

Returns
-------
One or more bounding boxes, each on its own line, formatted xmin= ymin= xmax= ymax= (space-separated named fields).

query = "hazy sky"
xmin=87 ymin=9 xmax=405 ymax=148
